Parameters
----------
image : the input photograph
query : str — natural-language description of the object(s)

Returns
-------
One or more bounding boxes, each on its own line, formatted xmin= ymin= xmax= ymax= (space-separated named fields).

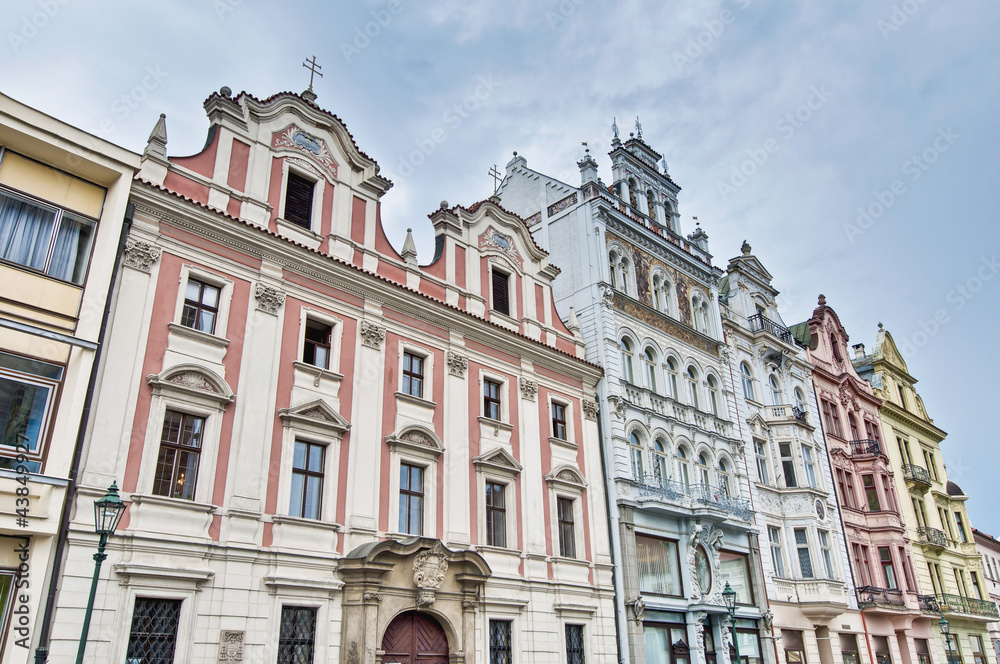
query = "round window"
xmin=695 ymin=546 xmax=712 ymax=595
xmin=816 ymin=499 xmax=826 ymax=520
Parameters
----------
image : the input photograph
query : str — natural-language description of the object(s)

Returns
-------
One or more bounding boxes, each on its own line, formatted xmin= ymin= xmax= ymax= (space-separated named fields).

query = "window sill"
xmin=167 ymin=322 xmax=230 ymax=348
xmin=275 ymin=217 xmax=322 ymax=248
xmin=476 ymin=544 xmax=522 ymax=556
xmin=395 ymin=391 xmax=438 ymax=408
xmin=271 ymin=514 xmax=341 ymax=531
xmin=549 ymin=436 xmax=578 ymax=452
xmin=293 ymin=360 xmax=344 ymax=384
xmin=478 ymin=416 xmax=513 ymax=433
xmin=130 ymin=492 xmax=217 ymax=513
xmin=551 ymin=555 xmax=589 ymax=567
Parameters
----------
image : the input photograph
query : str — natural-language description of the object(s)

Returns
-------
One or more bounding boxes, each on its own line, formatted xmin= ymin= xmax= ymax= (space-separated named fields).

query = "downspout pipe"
xmin=33 ymin=202 xmax=135 ymax=664
xmin=597 ymin=378 xmax=629 ymax=664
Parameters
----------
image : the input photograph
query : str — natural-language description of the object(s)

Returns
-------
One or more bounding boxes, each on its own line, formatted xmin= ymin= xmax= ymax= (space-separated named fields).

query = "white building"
xmin=973 ymin=529 xmax=1000 ymax=660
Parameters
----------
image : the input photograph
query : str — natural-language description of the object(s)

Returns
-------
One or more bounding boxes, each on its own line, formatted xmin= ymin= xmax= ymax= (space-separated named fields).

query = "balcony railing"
xmin=748 ymin=314 xmax=793 ymax=344
xmin=856 ymin=585 xmax=907 ymax=610
xmin=792 ymin=406 xmax=809 ymax=423
xmin=918 ymin=593 xmax=999 ymax=619
xmin=637 ymin=476 xmax=753 ymax=521
xmin=917 ymin=526 xmax=948 ymax=549
xmin=902 ymin=464 xmax=932 ymax=486
xmin=848 ymin=439 xmax=881 ymax=456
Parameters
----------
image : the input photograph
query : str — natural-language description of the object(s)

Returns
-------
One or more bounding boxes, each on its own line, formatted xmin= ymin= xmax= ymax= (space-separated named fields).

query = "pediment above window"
xmin=473 ymin=447 xmax=523 ymax=475
xmin=386 ymin=426 xmax=444 ymax=457
xmin=147 ymin=364 xmax=235 ymax=404
xmin=278 ymin=399 xmax=351 ymax=437
xmin=545 ymin=464 xmax=587 ymax=490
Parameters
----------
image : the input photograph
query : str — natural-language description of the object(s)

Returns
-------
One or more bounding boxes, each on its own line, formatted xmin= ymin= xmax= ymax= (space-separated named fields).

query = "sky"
xmin=3 ymin=0 xmax=999 ymax=533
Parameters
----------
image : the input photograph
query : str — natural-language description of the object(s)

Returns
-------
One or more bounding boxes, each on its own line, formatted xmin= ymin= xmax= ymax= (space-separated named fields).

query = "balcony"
xmin=636 ymin=476 xmax=753 ymax=522
xmin=748 ymin=313 xmax=793 ymax=344
xmin=856 ymin=585 xmax=907 ymax=610
xmin=848 ymin=439 xmax=881 ymax=457
xmin=918 ymin=593 xmax=999 ymax=619
xmin=764 ymin=404 xmax=811 ymax=426
xmin=902 ymin=464 xmax=932 ymax=488
xmin=917 ymin=526 xmax=948 ymax=550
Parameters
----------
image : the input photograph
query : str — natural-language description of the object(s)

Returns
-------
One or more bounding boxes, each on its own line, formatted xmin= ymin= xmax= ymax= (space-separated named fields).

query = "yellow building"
xmin=853 ymin=325 xmax=997 ymax=664
xmin=0 ymin=92 xmax=138 ymax=662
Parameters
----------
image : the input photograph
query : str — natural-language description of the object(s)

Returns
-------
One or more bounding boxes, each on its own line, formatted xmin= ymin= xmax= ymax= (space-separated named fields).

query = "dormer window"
xmin=284 ymin=170 xmax=316 ymax=229
xmin=491 ymin=269 xmax=510 ymax=316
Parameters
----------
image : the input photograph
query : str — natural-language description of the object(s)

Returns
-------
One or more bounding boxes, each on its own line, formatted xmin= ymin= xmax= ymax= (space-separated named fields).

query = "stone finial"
xmin=818 ymin=294 xmax=827 ymax=306
xmin=741 ymin=239 xmax=751 ymax=255
xmin=401 ymin=228 xmax=418 ymax=265
xmin=440 ymin=200 xmax=449 ymax=209
xmin=219 ymin=86 xmax=232 ymax=97
xmin=567 ymin=307 xmax=581 ymax=335
xmin=612 ymin=117 xmax=620 ymax=141
xmin=635 ymin=116 xmax=643 ymax=140
xmin=878 ymin=321 xmax=883 ymax=329
xmin=143 ymin=113 xmax=168 ymax=161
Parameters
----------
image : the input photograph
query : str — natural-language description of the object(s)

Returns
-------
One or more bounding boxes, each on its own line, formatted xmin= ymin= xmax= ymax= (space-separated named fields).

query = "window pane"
xmin=0 ymin=191 xmax=56 ymax=272
xmin=290 ymin=473 xmax=305 ymax=517
xmin=48 ymin=213 xmax=95 ymax=283
xmin=720 ymin=551 xmax=752 ymax=603
xmin=278 ymin=606 xmax=317 ymax=664
xmin=636 ymin=536 xmax=680 ymax=595
xmin=126 ymin=597 xmax=182 ymax=663
xmin=0 ymin=374 xmax=52 ymax=452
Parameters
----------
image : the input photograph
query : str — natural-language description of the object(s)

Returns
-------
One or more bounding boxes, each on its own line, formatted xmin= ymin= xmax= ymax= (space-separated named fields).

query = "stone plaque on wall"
xmin=219 ymin=630 xmax=244 ymax=661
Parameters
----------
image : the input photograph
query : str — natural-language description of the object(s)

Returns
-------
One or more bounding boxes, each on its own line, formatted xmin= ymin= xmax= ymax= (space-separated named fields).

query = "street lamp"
xmin=76 ymin=483 xmax=127 ymax=664
xmin=723 ymin=581 xmax=742 ymax=664
xmin=939 ymin=616 xmax=953 ymax=664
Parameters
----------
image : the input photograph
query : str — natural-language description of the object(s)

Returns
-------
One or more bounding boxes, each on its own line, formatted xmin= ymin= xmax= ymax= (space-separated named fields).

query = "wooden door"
xmin=381 ymin=612 xmax=449 ymax=664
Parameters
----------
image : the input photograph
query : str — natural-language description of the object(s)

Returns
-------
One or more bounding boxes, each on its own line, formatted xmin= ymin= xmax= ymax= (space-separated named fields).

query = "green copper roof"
xmin=788 ymin=321 xmax=811 ymax=347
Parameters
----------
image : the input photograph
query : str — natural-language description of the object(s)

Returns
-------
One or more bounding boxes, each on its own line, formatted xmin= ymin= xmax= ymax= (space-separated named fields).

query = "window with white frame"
xmin=707 ymin=375 xmax=720 ymax=416
xmin=794 ymin=388 xmax=807 ymax=415
xmin=283 ymin=170 xmax=316 ymax=229
xmin=666 ymin=358 xmax=679 ymax=399
xmin=181 ymin=279 xmax=221 ymax=334
xmin=485 ymin=481 xmax=507 ymax=548
xmin=303 ymin=318 xmax=333 ymax=369
xmin=686 ymin=366 xmax=699 ymax=408
xmin=653 ymin=438 xmax=669 ymax=482
xmin=557 ymin=496 xmax=577 ymax=558
xmin=629 ymin=431 xmax=644 ymax=480
xmin=620 ymin=338 xmax=635 ymax=383
xmin=277 ymin=605 xmax=318 ymax=664
xmin=819 ymin=530 xmax=835 ymax=579
xmin=491 ymin=268 xmax=511 ymax=316
xmin=490 ymin=620 xmax=513 ymax=664
xmin=0 ymin=351 xmax=63 ymax=471
xmin=402 ymin=351 xmax=425 ymax=398
xmin=289 ymin=439 xmax=325 ymax=520
xmin=644 ymin=348 xmax=658 ymax=392
xmin=551 ymin=401 xmax=568 ymax=440
xmin=769 ymin=375 xmax=782 ymax=406
xmin=636 ymin=534 xmax=682 ymax=595
xmin=697 ymin=452 xmax=711 ymax=485
xmin=754 ymin=440 xmax=770 ymax=484
xmin=152 ymin=410 xmax=204 ymax=500
xmin=399 ymin=462 xmax=425 ymax=535
xmin=794 ymin=528 xmax=813 ymax=578
xmin=741 ymin=363 xmax=755 ymax=401
xmin=779 ymin=442 xmax=797 ymax=488
xmin=483 ymin=378 xmax=502 ymax=421
xmin=474 ymin=447 xmax=521 ymax=550
xmin=802 ymin=445 xmax=817 ymax=488
xmin=126 ymin=597 xmax=182 ymax=663
xmin=718 ymin=459 xmax=732 ymax=496
xmin=676 ymin=447 xmax=691 ymax=487
xmin=565 ymin=624 xmax=586 ymax=664
xmin=652 ymin=273 xmax=668 ymax=313
xmin=768 ymin=526 xmax=786 ymax=577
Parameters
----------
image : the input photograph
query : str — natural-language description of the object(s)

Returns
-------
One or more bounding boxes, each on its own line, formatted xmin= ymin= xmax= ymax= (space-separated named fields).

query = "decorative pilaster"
xmin=447 ymin=351 xmax=468 ymax=377
xmin=123 ymin=238 xmax=161 ymax=273
xmin=583 ymin=399 xmax=599 ymax=421
xmin=360 ymin=321 xmax=386 ymax=350
xmin=519 ymin=378 xmax=538 ymax=402
xmin=254 ymin=283 xmax=285 ymax=315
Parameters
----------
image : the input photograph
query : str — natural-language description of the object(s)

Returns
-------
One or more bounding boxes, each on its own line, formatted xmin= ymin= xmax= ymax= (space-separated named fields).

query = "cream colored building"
xmin=854 ymin=326 xmax=997 ymax=664
xmin=0 ymin=92 xmax=139 ymax=661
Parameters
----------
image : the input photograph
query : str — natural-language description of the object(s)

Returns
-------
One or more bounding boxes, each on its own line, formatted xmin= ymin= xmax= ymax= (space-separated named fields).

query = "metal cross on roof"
xmin=303 ymin=55 xmax=323 ymax=91
xmin=489 ymin=164 xmax=503 ymax=193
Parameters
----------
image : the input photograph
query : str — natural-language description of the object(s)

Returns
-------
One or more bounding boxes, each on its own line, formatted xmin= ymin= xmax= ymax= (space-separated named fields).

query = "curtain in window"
xmin=48 ymin=213 xmax=94 ymax=283
xmin=0 ymin=192 xmax=55 ymax=272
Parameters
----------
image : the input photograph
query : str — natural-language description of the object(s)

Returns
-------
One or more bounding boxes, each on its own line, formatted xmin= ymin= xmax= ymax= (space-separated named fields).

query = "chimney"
xmin=852 ymin=343 xmax=865 ymax=359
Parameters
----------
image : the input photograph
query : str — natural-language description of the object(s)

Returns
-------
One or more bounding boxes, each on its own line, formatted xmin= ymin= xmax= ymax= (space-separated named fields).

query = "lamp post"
xmin=723 ymin=581 xmax=742 ymax=664
xmin=76 ymin=483 xmax=127 ymax=664
xmin=939 ymin=616 xmax=953 ymax=664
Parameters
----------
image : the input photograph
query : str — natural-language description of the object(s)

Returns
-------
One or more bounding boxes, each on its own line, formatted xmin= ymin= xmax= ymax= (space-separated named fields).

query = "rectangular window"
xmin=928 ymin=452 xmax=938 ymax=481
xmin=284 ymin=171 xmax=315 ymax=228
xmin=290 ymin=440 xmax=325 ymax=520
xmin=152 ymin=410 xmax=204 ymax=500
xmin=565 ymin=624 xmax=585 ymax=664
xmin=862 ymin=475 xmax=880 ymax=511
xmin=755 ymin=441 xmax=770 ymax=484
xmin=819 ymin=530 xmax=835 ymax=579
xmin=768 ymin=526 xmax=785 ymax=577
xmin=881 ymin=475 xmax=895 ymax=512
xmin=955 ymin=512 xmax=968 ymax=543
xmin=948 ymin=634 xmax=964 ymax=664
xmin=873 ymin=636 xmax=892 ymax=664
xmin=303 ymin=319 xmax=332 ymax=369
xmin=821 ymin=400 xmax=842 ymax=437
xmin=557 ymin=497 xmax=576 ymax=558
xmin=0 ymin=187 xmax=97 ymax=285
xmin=780 ymin=442 xmax=797 ymax=488
xmin=971 ymin=571 xmax=983 ymax=599
xmin=484 ymin=379 xmax=502 ymax=421
xmin=399 ymin=463 xmax=424 ymax=535
xmin=126 ymin=597 xmax=182 ymax=663
xmin=783 ymin=630 xmax=806 ymax=664
xmin=836 ymin=469 xmax=856 ymax=509
xmin=636 ymin=535 xmax=681 ymax=595
xmin=841 ymin=634 xmax=861 ymax=664
xmin=853 ymin=544 xmax=868 ymax=585
xmin=277 ymin=606 xmax=317 ymax=664
xmin=0 ymin=351 xmax=63 ymax=470
xmin=402 ymin=352 xmax=424 ymax=398
xmin=914 ymin=639 xmax=931 ymax=664
xmin=899 ymin=547 xmax=914 ymax=591
xmin=720 ymin=550 xmax=754 ymax=604
xmin=879 ymin=546 xmax=897 ymax=589
xmin=490 ymin=620 xmax=513 ymax=664
xmin=551 ymin=402 xmax=567 ymax=440
xmin=181 ymin=278 xmax=221 ymax=334
xmin=971 ymin=635 xmax=986 ymax=664
xmin=795 ymin=528 xmax=813 ymax=578
xmin=491 ymin=270 xmax=510 ymax=316
xmin=802 ymin=446 xmax=817 ymax=488
xmin=486 ymin=481 xmax=507 ymax=548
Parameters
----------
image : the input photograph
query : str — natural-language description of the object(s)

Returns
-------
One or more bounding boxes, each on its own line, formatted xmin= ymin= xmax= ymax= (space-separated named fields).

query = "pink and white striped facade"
xmin=48 ymin=89 xmax=616 ymax=662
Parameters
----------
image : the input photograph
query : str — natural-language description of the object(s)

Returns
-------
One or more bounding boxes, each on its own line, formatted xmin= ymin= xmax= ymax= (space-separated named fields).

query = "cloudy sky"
xmin=4 ymin=1 xmax=998 ymax=533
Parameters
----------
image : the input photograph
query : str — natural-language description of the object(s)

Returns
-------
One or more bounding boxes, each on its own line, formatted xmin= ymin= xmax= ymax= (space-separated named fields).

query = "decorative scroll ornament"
xmin=219 ymin=630 xmax=244 ymax=662
xmin=168 ymin=371 xmax=219 ymax=393
xmin=413 ymin=543 xmax=449 ymax=606
xmin=447 ymin=351 xmax=468 ymax=378
xmin=608 ymin=396 xmax=627 ymax=420
xmin=360 ymin=321 xmax=385 ymax=350
xmin=630 ymin=596 xmax=646 ymax=621
xmin=519 ymin=378 xmax=538 ymax=401
xmin=254 ymin=283 xmax=285 ymax=315
xmin=123 ymin=238 xmax=161 ymax=273
xmin=272 ymin=125 xmax=339 ymax=178
xmin=582 ymin=400 xmax=599 ymax=421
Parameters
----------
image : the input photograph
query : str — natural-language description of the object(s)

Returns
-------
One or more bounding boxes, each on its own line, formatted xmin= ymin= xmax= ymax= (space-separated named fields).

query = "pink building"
xmin=47 ymin=87 xmax=617 ymax=663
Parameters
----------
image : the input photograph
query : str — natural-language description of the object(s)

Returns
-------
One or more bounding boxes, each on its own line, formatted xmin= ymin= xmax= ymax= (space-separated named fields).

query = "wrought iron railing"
xmin=902 ymin=464 xmax=932 ymax=485
xmin=932 ymin=593 xmax=999 ymax=618
xmin=918 ymin=594 xmax=941 ymax=613
xmin=917 ymin=526 xmax=948 ymax=549
xmin=856 ymin=585 xmax=907 ymax=609
xmin=792 ymin=406 xmax=809 ymax=423
xmin=848 ymin=439 xmax=881 ymax=456
xmin=748 ymin=314 xmax=793 ymax=343
xmin=637 ymin=475 xmax=753 ymax=521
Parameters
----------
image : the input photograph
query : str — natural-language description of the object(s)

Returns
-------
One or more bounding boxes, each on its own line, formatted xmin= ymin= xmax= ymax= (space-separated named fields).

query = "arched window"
xmin=620 ymin=338 xmax=635 ymax=383
xmin=698 ymin=452 xmax=711 ymax=485
xmin=629 ymin=431 xmax=644 ymax=480
xmin=687 ymin=367 xmax=700 ymax=409
xmin=619 ymin=257 xmax=630 ymax=295
xmin=652 ymin=274 xmax=665 ymax=312
xmin=691 ymin=295 xmax=703 ymax=333
xmin=741 ymin=363 xmax=755 ymax=401
xmin=676 ymin=447 xmax=690 ymax=487
xmin=654 ymin=439 xmax=669 ymax=482
xmin=608 ymin=251 xmax=618 ymax=289
xmin=663 ymin=201 xmax=674 ymax=231
xmin=770 ymin=375 xmax=783 ymax=406
xmin=831 ymin=333 xmax=843 ymax=362
xmin=644 ymin=348 xmax=658 ymax=392
xmin=667 ymin=358 xmax=679 ymax=399
xmin=707 ymin=375 xmax=720 ymax=417
xmin=849 ymin=413 xmax=860 ymax=441
xmin=646 ymin=189 xmax=657 ymax=219
xmin=628 ymin=178 xmax=638 ymax=209
xmin=719 ymin=460 xmax=731 ymax=496
xmin=794 ymin=388 xmax=806 ymax=413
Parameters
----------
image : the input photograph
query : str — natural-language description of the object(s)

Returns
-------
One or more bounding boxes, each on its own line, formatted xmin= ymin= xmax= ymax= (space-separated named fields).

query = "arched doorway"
xmin=381 ymin=612 xmax=449 ymax=664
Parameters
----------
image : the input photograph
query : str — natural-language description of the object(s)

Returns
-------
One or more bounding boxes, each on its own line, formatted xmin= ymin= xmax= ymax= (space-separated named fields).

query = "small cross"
xmin=302 ymin=55 xmax=323 ymax=91
xmin=489 ymin=164 xmax=503 ymax=193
